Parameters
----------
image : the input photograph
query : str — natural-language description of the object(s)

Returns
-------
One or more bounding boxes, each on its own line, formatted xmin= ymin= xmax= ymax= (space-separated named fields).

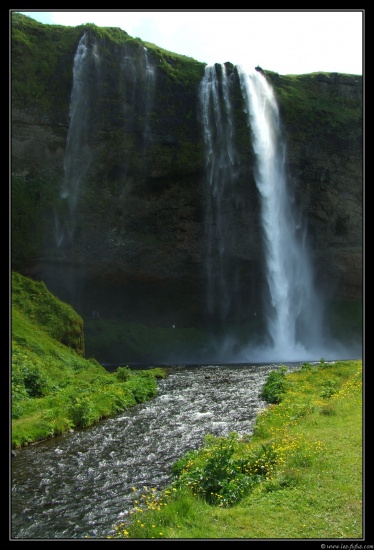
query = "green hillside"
xmin=11 ymin=271 xmax=166 ymax=449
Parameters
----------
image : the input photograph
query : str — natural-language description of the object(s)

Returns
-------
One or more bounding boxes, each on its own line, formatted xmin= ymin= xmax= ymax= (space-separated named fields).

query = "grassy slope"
xmin=108 ymin=359 xmax=363 ymax=540
xmin=11 ymin=271 xmax=166 ymax=448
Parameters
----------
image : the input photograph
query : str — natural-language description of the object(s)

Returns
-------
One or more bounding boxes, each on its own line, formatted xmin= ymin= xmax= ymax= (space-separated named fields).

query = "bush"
xmin=260 ymin=366 xmax=288 ymax=404
xmin=68 ymin=396 xmax=100 ymax=428
xmin=116 ymin=366 xmax=132 ymax=382
xmin=12 ymin=361 xmax=51 ymax=398
xmin=172 ymin=433 xmax=260 ymax=507
xmin=126 ymin=373 xmax=158 ymax=403
xmin=321 ymin=379 xmax=338 ymax=399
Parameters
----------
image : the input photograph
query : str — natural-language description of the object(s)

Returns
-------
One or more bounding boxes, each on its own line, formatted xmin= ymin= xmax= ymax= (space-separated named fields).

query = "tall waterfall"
xmin=55 ymin=33 xmax=99 ymax=248
xmin=201 ymin=64 xmax=328 ymax=362
xmin=55 ymin=38 xmax=155 ymax=252
xmin=238 ymin=68 xmax=325 ymax=360
xmin=199 ymin=64 xmax=239 ymax=326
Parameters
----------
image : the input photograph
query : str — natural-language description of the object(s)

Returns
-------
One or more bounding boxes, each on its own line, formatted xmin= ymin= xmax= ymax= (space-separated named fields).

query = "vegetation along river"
xmin=11 ymin=362 xmax=302 ymax=540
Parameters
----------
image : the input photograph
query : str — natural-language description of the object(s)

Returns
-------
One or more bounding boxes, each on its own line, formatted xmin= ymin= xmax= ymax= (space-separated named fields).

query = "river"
xmin=11 ymin=362 xmax=301 ymax=540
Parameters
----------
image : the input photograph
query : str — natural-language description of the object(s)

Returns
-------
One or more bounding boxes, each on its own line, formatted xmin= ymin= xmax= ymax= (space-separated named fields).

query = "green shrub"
xmin=68 ymin=396 xmax=100 ymax=428
xmin=301 ymin=362 xmax=312 ymax=371
xmin=126 ymin=372 xmax=158 ymax=403
xmin=116 ymin=366 xmax=132 ymax=382
xmin=172 ymin=433 xmax=261 ymax=507
xmin=321 ymin=379 xmax=338 ymax=399
xmin=12 ymin=361 xmax=51 ymax=398
xmin=260 ymin=366 xmax=288 ymax=404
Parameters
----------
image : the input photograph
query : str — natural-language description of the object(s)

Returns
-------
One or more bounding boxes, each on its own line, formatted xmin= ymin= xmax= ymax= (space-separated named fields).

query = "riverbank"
xmin=108 ymin=359 xmax=363 ymax=540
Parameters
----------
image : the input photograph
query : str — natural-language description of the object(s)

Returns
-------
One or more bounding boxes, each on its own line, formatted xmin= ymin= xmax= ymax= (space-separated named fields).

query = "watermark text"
xmin=321 ymin=545 xmax=373 ymax=550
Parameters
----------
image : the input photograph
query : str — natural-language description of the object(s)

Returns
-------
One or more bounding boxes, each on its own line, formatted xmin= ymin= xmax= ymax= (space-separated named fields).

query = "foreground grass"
xmin=107 ymin=359 xmax=362 ymax=540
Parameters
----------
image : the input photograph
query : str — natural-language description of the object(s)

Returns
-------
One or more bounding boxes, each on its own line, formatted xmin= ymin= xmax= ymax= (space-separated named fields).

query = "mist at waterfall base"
xmin=46 ymin=37 xmax=361 ymax=367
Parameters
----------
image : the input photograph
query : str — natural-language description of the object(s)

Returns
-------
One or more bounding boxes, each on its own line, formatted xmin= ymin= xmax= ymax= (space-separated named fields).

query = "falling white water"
xmin=56 ymin=33 xmax=98 ymax=247
xmin=142 ymin=47 xmax=156 ymax=144
xmin=238 ymin=68 xmax=325 ymax=361
xmin=199 ymin=64 xmax=238 ymax=323
xmin=122 ymin=46 xmax=155 ymax=148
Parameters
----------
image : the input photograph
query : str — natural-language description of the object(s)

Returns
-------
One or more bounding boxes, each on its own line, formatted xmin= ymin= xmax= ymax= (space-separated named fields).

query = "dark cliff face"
xmin=11 ymin=14 xmax=363 ymax=362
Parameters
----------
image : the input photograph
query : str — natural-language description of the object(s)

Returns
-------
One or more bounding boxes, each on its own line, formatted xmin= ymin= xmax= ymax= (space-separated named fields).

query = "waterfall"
xmin=200 ymin=64 xmax=330 ymax=362
xmin=55 ymin=33 xmax=99 ymax=248
xmin=238 ymin=67 xmax=326 ymax=360
xmin=199 ymin=64 xmax=239 ymax=327
xmin=121 ymin=45 xmax=155 ymax=163
xmin=56 ymin=39 xmax=155 ymax=249
xmin=141 ymin=47 xmax=156 ymax=146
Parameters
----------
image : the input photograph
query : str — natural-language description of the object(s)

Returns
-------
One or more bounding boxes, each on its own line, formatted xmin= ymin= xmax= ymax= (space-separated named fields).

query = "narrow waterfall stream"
xmin=200 ymin=63 xmax=239 ymax=324
xmin=11 ymin=363 xmax=300 ymax=540
xmin=55 ymin=32 xmax=97 ymax=248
